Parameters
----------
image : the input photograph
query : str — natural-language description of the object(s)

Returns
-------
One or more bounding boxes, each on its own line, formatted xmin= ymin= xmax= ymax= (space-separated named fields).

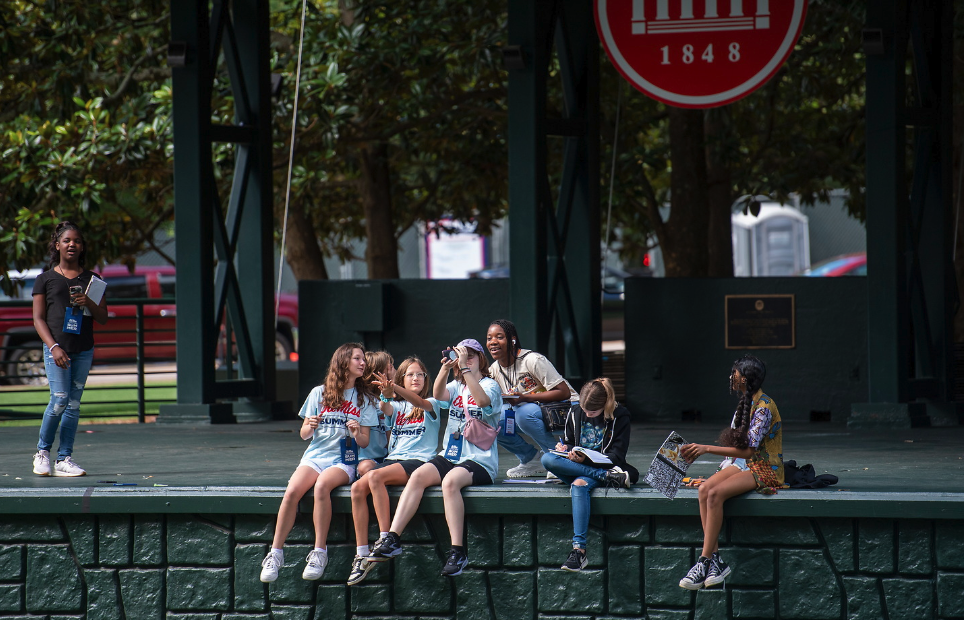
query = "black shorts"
xmin=375 ymin=458 xmax=424 ymax=477
xmin=428 ymin=455 xmax=493 ymax=486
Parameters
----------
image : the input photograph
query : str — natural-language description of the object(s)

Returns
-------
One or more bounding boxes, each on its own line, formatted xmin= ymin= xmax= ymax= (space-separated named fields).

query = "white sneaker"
xmin=54 ymin=457 xmax=86 ymax=477
xmin=303 ymin=548 xmax=328 ymax=580
xmin=33 ymin=450 xmax=51 ymax=476
xmin=260 ymin=550 xmax=283 ymax=583
xmin=546 ymin=471 xmax=558 ymax=480
xmin=506 ymin=451 xmax=546 ymax=478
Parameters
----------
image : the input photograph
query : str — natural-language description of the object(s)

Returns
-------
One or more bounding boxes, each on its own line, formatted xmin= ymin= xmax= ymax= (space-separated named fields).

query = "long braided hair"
xmin=47 ymin=221 xmax=87 ymax=270
xmin=488 ymin=319 xmax=521 ymax=365
xmin=718 ymin=354 xmax=767 ymax=449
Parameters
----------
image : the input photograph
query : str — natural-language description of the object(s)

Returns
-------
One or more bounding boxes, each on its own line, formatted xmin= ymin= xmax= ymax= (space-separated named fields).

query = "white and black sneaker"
xmin=705 ymin=552 xmax=731 ymax=587
xmin=440 ymin=548 xmax=468 ymax=577
xmin=347 ymin=555 xmax=374 ymax=586
xmin=560 ymin=548 xmax=587 ymax=572
xmin=369 ymin=532 xmax=403 ymax=561
xmin=679 ymin=556 xmax=711 ymax=590
xmin=605 ymin=466 xmax=631 ymax=489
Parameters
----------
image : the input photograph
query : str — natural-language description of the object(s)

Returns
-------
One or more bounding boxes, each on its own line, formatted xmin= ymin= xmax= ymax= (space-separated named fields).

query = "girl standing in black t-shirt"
xmin=30 ymin=221 xmax=108 ymax=477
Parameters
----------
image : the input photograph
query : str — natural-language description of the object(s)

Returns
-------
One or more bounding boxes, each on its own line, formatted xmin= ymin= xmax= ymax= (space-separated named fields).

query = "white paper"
xmin=83 ymin=275 xmax=107 ymax=316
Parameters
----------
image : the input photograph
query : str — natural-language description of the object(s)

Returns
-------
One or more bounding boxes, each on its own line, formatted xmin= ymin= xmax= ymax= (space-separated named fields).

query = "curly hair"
xmin=395 ymin=357 xmax=431 ymax=421
xmin=47 ymin=221 xmax=86 ymax=270
xmin=364 ymin=350 xmax=395 ymax=399
xmin=322 ymin=343 xmax=367 ymax=410
xmin=579 ymin=377 xmax=617 ymax=421
xmin=488 ymin=319 xmax=521 ymax=365
xmin=718 ymin=354 xmax=767 ymax=449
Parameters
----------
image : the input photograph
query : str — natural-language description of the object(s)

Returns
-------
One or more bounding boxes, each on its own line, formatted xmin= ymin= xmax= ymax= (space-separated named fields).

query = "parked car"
xmin=802 ymin=253 xmax=867 ymax=277
xmin=0 ymin=265 xmax=298 ymax=385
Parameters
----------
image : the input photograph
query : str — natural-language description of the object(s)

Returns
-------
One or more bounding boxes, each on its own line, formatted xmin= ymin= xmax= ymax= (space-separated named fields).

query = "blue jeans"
xmin=541 ymin=452 xmax=608 ymax=549
xmin=498 ymin=402 xmax=558 ymax=464
xmin=38 ymin=345 xmax=94 ymax=459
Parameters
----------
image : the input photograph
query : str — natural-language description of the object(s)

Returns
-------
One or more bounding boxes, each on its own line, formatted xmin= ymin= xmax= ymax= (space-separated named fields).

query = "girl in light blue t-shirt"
xmin=347 ymin=356 xmax=441 ymax=586
xmin=367 ymin=339 xmax=502 ymax=579
xmin=357 ymin=350 xmax=395 ymax=477
xmin=259 ymin=343 xmax=379 ymax=585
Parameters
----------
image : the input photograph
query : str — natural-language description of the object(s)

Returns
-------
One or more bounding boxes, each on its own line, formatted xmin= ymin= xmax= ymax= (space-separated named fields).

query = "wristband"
xmin=49 ymin=343 xmax=61 ymax=351
xmin=460 ymin=367 xmax=470 ymax=372
xmin=379 ymin=394 xmax=393 ymax=403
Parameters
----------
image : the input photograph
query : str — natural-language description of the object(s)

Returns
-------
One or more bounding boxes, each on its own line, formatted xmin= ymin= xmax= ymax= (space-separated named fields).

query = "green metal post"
xmin=508 ymin=0 xmax=551 ymax=353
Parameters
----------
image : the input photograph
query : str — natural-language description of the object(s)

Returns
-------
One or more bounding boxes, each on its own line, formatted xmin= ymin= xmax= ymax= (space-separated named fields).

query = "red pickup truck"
xmin=0 ymin=265 xmax=298 ymax=385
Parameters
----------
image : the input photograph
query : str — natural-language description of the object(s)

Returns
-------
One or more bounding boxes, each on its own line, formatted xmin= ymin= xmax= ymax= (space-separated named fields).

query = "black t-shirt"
xmin=32 ymin=268 xmax=101 ymax=353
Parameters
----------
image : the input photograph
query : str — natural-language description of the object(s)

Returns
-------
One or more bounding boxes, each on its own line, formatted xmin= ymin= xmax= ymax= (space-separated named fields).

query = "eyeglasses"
xmin=404 ymin=372 xmax=428 ymax=379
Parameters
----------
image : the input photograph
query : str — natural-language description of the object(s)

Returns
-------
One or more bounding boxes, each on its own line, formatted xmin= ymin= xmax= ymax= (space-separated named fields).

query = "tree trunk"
xmin=358 ymin=142 xmax=400 ymax=279
xmin=705 ymin=110 xmax=734 ymax=277
xmin=283 ymin=201 xmax=328 ymax=280
xmin=661 ymin=107 xmax=710 ymax=277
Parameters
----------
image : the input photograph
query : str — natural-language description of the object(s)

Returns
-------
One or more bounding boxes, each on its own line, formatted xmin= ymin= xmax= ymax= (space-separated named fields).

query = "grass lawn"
xmin=0 ymin=383 xmax=174 ymax=425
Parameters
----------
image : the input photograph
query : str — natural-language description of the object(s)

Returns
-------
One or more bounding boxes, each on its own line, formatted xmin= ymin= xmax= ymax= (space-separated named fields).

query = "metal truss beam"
xmin=508 ymin=0 xmax=601 ymax=387
xmin=160 ymin=0 xmax=277 ymax=423
xmin=853 ymin=0 xmax=957 ymax=427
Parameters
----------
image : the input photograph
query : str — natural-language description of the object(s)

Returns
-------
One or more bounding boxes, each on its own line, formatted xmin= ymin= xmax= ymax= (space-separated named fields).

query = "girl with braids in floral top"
xmin=678 ymin=354 xmax=785 ymax=590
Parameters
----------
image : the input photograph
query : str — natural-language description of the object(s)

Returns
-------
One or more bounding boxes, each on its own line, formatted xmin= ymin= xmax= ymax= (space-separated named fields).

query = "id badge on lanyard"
xmin=63 ymin=306 xmax=83 ymax=335
xmin=504 ymin=406 xmax=516 ymax=436
xmin=341 ymin=388 xmax=359 ymax=464
xmin=444 ymin=430 xmax=463 ymax=461
xmin=446 ymin=385 xmax=472 ymax=461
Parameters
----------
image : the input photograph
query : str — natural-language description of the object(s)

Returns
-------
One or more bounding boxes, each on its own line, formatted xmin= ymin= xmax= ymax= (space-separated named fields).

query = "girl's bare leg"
xmin=697 ymin=467 xmax=742 ymax=546
xmin=312 ymin=467 xmax=351 ymax=548
xmin=350 ymin=474 xmax=374 ymax=547
xmin=272 ymin=466 xmax=321 ymax=549
xmin=367 ymin=464 xmax=410 ymax=533
xmin=440 ymin=467 xmax=474 ymax=546
xmin=699 ymin=469 xmax=756 ymax=557
xmin=389 ymin=463 xmax=441 ymax=535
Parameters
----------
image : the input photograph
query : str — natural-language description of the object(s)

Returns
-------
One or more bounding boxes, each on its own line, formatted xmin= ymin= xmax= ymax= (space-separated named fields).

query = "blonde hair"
xmin=395 ymin=357 xmax=431 ymax=421
xmin=579 ymin=377 xmax=617 ymax=421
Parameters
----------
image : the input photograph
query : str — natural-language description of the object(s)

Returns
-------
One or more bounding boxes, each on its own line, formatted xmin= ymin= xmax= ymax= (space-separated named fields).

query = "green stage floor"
xmin=0 ymin=419 xmax=961 ymax=494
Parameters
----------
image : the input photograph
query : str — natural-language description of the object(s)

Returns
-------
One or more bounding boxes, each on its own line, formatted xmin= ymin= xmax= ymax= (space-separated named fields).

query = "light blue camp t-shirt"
xmin=298 ymin=385 xmax=380 ymax=465
xmin=437 ymin=378 xmax=503 ymax=481
xmin=359 ymin=405 xmax=391 ymax=461
xmin=385 ymin=398 xmax=442 ymax=462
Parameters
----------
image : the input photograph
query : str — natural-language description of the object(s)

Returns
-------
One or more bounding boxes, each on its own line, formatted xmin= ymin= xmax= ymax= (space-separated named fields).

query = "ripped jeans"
xmin=38 ymin=344 xmax=94 ymax=459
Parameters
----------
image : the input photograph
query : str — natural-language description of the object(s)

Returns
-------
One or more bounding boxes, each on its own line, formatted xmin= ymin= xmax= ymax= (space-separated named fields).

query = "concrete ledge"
xmin=2 ymin=485 xmax=962 ymax=519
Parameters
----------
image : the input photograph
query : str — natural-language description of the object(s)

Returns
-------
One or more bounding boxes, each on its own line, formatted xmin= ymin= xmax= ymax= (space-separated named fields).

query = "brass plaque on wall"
xmin=725 ymin=294 xmax=795 ymax=349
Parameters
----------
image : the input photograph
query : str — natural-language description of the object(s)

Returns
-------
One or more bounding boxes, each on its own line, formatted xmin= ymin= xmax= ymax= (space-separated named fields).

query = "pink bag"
xmin=463 ymin=416 xmax=498 ymax=450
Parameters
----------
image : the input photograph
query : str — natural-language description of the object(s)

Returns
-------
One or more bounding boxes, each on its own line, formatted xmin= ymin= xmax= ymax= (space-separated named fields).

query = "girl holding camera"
xmin=260 ymin=343 xmax=379 ymax=583
xmin=31 ymin=221 xmax=108 ymax=477
xmin=347 ymin=356 xmax=441 ymax=586
xmin=368 ymin=339 xmax=502 ymax=577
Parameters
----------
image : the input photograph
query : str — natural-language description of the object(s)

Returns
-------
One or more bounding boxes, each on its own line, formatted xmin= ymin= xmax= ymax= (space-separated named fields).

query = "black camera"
xmin=442 ymin=348 xmax=458 ymax=361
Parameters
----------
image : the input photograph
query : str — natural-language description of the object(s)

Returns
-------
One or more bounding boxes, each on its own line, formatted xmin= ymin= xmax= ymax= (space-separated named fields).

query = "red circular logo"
xmin=595 ymin=0 xmax=808 ymax=108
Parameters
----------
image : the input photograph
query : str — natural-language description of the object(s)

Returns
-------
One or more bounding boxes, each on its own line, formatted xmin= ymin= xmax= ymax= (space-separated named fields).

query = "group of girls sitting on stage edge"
xmin=256 ymin=324 xmax=781 ymax=589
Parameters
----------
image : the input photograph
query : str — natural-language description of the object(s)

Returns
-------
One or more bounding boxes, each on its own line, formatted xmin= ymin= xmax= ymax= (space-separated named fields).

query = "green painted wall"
xmin=624 ymin=278 xmax=869 ymax=423
xmin=298 ymin=280 xmax=511 ymax=404
xmin=0 ymin=511 xmax=961 ymax=619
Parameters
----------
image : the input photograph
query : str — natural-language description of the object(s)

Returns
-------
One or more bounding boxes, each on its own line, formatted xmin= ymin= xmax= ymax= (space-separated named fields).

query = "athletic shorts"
xmin=299 ymin=458 xmax=356 ymax=481
xmin=375 ymin=458 xmax=425 ymax=477
xmin=428 ymin=455 xmax=493 ymax=486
